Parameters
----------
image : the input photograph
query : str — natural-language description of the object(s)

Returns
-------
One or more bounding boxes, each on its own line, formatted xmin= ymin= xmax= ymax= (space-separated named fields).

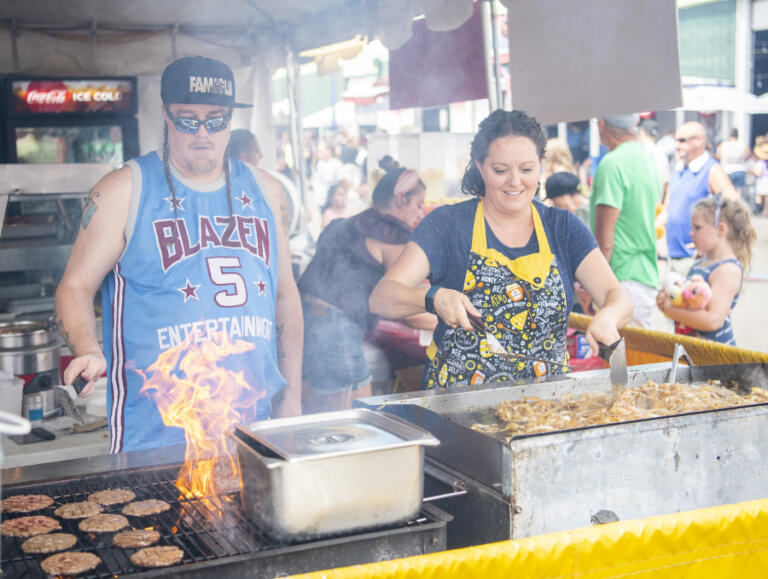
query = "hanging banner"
xmin=389 ymin=3 xmax=488 ymax=110
xmin=503 ymin=0 xmax=682 ymax=125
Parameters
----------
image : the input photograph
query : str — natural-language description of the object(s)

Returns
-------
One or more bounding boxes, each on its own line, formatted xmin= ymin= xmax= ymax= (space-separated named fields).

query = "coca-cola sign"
xmin=11 ymin=79 xmax=135 ymax=114
xmin=27 ymin=89 xmax=70 ymax=105
xmin=19 ymin=81 xmax=70 ymax=113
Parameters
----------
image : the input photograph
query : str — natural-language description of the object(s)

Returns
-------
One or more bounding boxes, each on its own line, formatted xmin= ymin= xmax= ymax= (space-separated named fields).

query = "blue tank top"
xmin=667 ymin=156 xmax=717 ymax=258
xmin=101 ymin=152 xmax=284 ymax=453
xmin=684 ymin=258 xmax=741 ymax=345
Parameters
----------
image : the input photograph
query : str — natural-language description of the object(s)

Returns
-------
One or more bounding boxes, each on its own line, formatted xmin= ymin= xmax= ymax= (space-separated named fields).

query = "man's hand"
xmin=63 ymin=352 xmax=107 ymax=397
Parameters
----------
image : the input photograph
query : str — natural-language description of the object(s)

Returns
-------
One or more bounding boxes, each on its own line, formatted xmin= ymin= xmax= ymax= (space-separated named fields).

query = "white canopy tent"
xmin=682 ymin=85 xmax=768 ymax=114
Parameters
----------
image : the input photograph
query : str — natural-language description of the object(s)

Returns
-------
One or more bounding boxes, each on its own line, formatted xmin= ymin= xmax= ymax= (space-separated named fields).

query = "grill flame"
xmin=140 ymin=331 xmax=264 ymax=512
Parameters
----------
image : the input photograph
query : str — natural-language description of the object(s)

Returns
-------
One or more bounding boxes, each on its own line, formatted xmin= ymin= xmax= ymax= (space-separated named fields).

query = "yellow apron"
xmin=425 ymin=201 xmax=569 ymax=389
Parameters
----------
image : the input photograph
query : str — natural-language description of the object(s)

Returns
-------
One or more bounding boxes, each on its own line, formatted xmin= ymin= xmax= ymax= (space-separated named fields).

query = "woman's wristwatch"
xmin=425 ymin=285 xmax=442 ymax=314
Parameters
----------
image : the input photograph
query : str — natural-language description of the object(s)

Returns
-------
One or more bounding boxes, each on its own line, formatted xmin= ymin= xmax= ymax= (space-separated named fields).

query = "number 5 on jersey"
xmin=207 ymin=256 xmax=247 ymax=307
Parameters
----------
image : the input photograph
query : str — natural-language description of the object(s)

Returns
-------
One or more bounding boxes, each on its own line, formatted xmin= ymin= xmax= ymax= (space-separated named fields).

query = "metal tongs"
xmin=53 ymin=374 xmax=87 ymax=424
xmin=666 ymin=343 xmax=694 ymax=384
xmin=467 ymin=314 xmax=569 ymax=372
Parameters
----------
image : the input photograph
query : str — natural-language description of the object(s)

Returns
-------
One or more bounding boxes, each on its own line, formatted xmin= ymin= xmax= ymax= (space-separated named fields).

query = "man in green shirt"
xmin=591 ymin=114 xmax=661 ymax=329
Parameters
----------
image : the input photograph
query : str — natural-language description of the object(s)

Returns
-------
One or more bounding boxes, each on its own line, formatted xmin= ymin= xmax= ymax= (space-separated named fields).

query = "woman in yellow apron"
xmin=370 ymin=110 xmax=632 ymax=388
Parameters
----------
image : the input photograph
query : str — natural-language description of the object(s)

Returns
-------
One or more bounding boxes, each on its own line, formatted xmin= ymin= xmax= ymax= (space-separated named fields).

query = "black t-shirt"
xmin=298 ymin=208 xmax=411 ymax=329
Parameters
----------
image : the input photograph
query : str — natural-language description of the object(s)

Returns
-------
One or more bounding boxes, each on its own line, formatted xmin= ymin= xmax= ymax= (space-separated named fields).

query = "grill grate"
xmin=1 ymin=464 xmax=444 ymax=578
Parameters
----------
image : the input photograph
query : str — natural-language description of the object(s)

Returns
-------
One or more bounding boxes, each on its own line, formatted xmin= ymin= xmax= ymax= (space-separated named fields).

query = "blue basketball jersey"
xmin=101 ymin=152 xmax=284 ymax=453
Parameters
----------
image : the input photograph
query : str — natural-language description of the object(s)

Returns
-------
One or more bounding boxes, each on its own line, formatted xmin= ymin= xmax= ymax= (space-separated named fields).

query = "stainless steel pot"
xmin=0 ymin=343 xmax=60 ymax=376
xmin=0 ymin=320 xmax=60 ymax=379
xmin=232 ymin=408 xmax=439 ymax=540
xmin=0 ymin=320 xmax=56 ymax=349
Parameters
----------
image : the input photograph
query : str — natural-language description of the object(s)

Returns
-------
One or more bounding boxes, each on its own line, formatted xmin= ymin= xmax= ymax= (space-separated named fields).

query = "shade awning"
xmin=0 ymin=0 xmax=477 ymax=76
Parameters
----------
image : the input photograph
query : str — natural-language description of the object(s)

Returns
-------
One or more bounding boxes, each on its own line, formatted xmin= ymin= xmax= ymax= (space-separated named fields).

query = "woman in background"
xmin=543 ymin=138 xmax=576 ymax=181
xmin=299 ymin=166 xmax=435 ymax=411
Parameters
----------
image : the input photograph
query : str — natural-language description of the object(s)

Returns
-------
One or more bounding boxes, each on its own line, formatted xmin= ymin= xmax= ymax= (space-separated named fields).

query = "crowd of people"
xmin=54 ymin=56 xmax=763 ymax=452
xmin=274 ymin=127 xmax=371 ymax=238
xmin=537 ymin=117 xmax=757 ymax=348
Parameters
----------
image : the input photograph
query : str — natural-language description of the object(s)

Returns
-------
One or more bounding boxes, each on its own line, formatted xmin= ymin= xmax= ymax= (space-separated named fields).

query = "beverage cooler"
xmin=0 ymin=76 xmax=138 ymax=328
xmin=1 ymin=76 xmax=138 ymax=164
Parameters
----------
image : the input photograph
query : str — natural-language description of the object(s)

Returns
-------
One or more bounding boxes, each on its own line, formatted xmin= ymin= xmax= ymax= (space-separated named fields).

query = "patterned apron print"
xmin=425 ymin=201 xmax=569 ymax=389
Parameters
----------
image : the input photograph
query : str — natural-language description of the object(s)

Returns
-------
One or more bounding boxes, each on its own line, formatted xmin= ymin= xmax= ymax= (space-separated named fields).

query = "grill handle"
xmin=422 ymin=487 xmax=467 ymax=503
xmin=422 ymin=461 xmax=468 ymax=503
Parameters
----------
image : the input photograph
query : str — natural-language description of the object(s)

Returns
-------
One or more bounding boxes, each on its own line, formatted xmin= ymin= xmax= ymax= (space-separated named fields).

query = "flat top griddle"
xmin=360 ymin=363 xmax=768 ymax=540
xmin=360 ymin=362 xmax=768 ymax=489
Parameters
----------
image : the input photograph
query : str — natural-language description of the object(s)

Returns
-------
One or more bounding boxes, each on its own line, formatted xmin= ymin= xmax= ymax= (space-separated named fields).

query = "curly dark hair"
xmin=461 ymin=109 xmax=547 ymax=197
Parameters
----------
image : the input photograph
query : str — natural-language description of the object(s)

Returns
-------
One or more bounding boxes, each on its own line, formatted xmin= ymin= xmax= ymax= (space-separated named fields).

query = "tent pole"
xmin=285 ymin=44 xmax=309 ymax=236
xmin=481 ymin=0 xmax=502 ymax=111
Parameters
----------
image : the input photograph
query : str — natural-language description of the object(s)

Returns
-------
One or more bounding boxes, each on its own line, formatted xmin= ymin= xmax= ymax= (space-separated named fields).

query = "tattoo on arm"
xmin=56 ymin=316 xmax=75 ymax=354
xmin=81 ymin=190 xmax=101 ymax=229
xmin=275 ymin=324 xmax=286 ymax=359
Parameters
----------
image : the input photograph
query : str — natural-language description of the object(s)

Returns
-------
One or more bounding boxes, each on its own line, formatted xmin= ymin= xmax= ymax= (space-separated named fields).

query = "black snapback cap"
xmin=161 ymin=56 xmax=251 ymax=108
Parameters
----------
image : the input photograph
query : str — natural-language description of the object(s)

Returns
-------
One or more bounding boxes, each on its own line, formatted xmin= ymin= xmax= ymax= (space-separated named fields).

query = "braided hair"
xmin=162 ymin=123 xmax=234 ymax=221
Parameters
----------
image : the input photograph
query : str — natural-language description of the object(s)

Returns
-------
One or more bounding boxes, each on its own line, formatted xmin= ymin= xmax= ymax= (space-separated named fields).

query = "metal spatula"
xmin=53 ymin=374 xmax=87 ymax=424
xmin=598 ymin=338 xmax=628 ymax=399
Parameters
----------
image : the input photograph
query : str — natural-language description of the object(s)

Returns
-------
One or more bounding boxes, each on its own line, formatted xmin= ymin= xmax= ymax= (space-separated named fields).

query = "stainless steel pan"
xmin=232 ymin=408 xmax=439 ymax=540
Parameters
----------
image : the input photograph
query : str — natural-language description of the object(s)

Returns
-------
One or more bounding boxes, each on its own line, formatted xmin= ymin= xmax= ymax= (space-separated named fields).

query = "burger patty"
xmin=88 ymin=488 xmax=136 ymax=505
xmin=1 ymin=515 xmax=61 ymax=537
xmin=122 ymin=499 xmax=171 ymax=517
xmin=40 ymin=551 xmax=101 ymax=576
xmin=1 ymin=493 xmax=54 ymax=513
xmin=55 ymin=501 xmax=103 ymax=519
xmin=79 ymin=513 xmax=129 ymax=533
xmin=21 ymin=532 xmax=78 ymax=554
xmin=112 ymin=529 xmax=161 ymax=548
xmin=129 ymin=545 xmax=184 ymax=568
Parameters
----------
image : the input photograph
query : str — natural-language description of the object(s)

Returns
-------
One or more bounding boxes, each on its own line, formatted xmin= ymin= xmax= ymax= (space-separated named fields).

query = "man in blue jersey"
xmin=55 ymin=56 xmax=302 ymax=453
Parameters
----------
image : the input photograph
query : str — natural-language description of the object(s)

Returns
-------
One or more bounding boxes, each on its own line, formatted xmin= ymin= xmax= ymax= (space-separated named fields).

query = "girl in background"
xmin=657 ymin=196 xmax=757 ymax=345
xmin=321 ymin=182 xmax=350 ymax=228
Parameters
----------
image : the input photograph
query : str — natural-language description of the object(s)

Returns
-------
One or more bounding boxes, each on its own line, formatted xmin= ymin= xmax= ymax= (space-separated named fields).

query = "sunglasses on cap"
xmin=165 ymin=106 xmax=232 ymax=134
